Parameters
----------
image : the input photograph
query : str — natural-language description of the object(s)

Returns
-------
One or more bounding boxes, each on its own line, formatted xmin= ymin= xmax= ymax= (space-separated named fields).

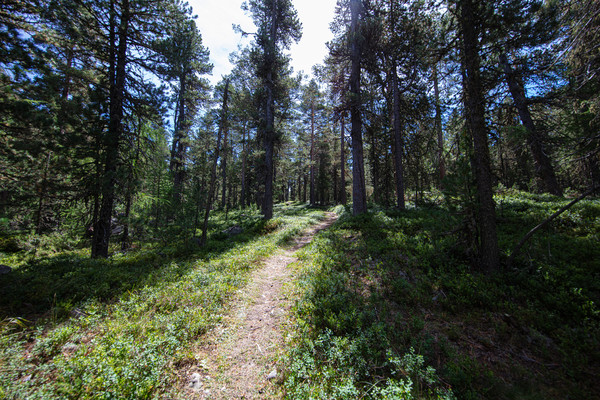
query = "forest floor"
xmin=1 ymin=195 xmax=599 ymax=399
xmin=178 ymin=213 xmax=338 ymax=399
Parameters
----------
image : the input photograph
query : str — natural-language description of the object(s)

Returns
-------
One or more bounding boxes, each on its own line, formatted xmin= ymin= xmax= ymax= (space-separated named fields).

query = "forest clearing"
xmin=1 ymin=0 xmax=600 ymax=398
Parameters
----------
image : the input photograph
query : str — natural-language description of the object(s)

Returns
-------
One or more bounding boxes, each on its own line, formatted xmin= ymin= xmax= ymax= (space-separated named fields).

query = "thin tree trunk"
xmin=391 ymin=63 xmax=406 ymax=209
xmin=350 ymin=0 xmax=367 ymax=215
xmin=388 ymin=0 xmax=406 ymax=208
xmin=241 ymin=122 xmax=247 ymax=209
xmin=310 ymin=100 xmax=316 ymax=206
xmin=172 ymin=75 xmax=187 ymax=206
xmin=192 ymin=178 xmax=203 ymax=237
xmin=303 ymin=172 xmax=307 ymax=203
xmin=459 ymin=0 xmax=499 ymax=272
xmin=499 ymin=52 xmax=561 ymax=196
xmin=340 ymin=114 xmax=347 ymax=205
xmin=122 ymin=116 xmax=142 ymax=250
xmin=201 ymin=80 xmax=229 ymax=245
xmin=121 ymin=185 xmax=131 ymax=250
xmin=155 ymin=171 xmax=161 ymax=230
xmin=221 ymin=110 xmax=229 ymax=208
xmin=262 ymin=2 xmax=278 ymax=220
xmin=369 ymin=125 xmax=380 ymax=204
xmin=35 ymin=152 xmax=52 ymax=234
xmin=333 ymin=136 xmax=339 ymax=204
xmin=433 ymin=63 xmax=445 ymax=185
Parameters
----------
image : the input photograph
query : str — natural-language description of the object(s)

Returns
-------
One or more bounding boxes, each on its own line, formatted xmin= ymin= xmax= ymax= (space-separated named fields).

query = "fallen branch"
xmin=508 ymin=186 xmax=600 ymax=267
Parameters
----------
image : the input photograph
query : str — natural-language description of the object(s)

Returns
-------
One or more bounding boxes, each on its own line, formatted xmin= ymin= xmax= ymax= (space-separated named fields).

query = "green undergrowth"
xmin=0 ymin=202 xmax=325 ymax=399
xmin=282 ymin=192 xmax=600 ymax=399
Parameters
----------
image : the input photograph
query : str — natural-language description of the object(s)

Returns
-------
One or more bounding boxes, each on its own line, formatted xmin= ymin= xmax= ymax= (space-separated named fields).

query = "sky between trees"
xmin=191 ymin=0 xmax=338 ymax=83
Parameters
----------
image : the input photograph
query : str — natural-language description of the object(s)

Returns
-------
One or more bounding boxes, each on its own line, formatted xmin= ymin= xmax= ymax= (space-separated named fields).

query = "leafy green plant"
xmin=282 ymin=195 xmax=600 ymax=399
xmin=0 ymin=204 xmax=327 ymax=399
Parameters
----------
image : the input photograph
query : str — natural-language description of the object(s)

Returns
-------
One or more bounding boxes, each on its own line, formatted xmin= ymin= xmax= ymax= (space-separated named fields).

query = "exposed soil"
xmin=180 ymin=212 xmax=337 ymax=399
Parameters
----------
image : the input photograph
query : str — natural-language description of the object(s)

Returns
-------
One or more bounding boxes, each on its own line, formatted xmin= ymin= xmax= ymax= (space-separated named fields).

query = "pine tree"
xmin=246 ymin=0 xmax=301 ymax=219
xmin=154 ymin=5 xmax=211 ymax=208
xmin=349 ymin=0 xmax=367 ymax=215
xmin=458 ymin=0 xmax=500 ymax=272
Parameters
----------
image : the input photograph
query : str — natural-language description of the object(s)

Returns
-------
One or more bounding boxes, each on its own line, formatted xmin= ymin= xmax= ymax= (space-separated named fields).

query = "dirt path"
xmin=182 ymin=212 xmax=337 ymax=399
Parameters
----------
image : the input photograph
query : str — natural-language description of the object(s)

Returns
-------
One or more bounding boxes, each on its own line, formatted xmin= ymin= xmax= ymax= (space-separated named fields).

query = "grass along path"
xmin=0 ymin=205 xmax=330 ymax=399
xmin=180 ymin=212 xmax=338 ymax=399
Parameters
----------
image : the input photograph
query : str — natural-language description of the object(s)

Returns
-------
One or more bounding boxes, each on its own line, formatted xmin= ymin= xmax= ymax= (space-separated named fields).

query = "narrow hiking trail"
xmin=182 ymin=212 xmax=338 ymax=399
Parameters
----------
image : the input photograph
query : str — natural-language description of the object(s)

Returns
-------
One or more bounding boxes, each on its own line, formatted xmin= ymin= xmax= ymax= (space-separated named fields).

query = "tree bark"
xmin=201 ymin=80 xmax=229 ymax=245
xmin=459 ymin=0 xmax=500 ymax=272
xmin=499 ymin=52 xmax=562 ymax=196
xmin=333 ymin=136 xmax=339 ymax=204
xmin=172 ymin=75 xmax=187 ymax=206
xmin=192 ymin=177 xmax=203 ymax=237
xmin=350 ymin=0 xmax=367 ymax=215
xmin=262 ymin=2 xmax=278 ymax=220
xmin=310 ymin=100 xmax=316 ymax=206
xmin=241 ymin=122 xmax=247 ymax=209
xmin=221 ymin=104 xmax=229 ymax=208
xmin=391 ymin=63 xmax=406 ymax=209
xmin=303 ymin=172 xmax=307 ymax=203
xmin=35 ymin=152 xmax=51 ymax=234
xmin=92 ymin=0 xmax=129 ymax=258
xmin=433 ymin=63 xmax=445 ymax=185
xmin=340 ymin=113 xmax=347 ymax=205
xmin=121 ymin=184 xmax=131 ymax=250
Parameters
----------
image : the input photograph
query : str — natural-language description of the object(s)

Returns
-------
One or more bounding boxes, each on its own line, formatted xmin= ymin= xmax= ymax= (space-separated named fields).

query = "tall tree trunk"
xmin=35 ymin=152 xmax=52 ymax=234
xmin=333 ymin=137 xmax=339 ymax=204
xmin=349 ymin=0 xmax=367 ymax=215
xmin=121 ymin=184 xmax=131 ymax=250
xmin=459 ymin=0 xmax=499 ymax=272
xmin=154 ymin=170 xmax=161 ymax=230
xmin=169 ymin=90 xmax=181 ymax=172
xmin=340 ymin=113 xmax=347 ymax=205
xmin=92 ymin=0 xmax=129 ymax=258
xmin=221 ymin=107 xmax=229 ymax=208
xmin=122 ymin=117 xmax=142 ymax=249
xmin=303 ymin=172 xmax=307 ymax=203
xmin=172 ymin=75 xmax=187 ymax=206
xmin=261 ymin=2 xmax=279 ymax=220
xmin=192 ymin=178 xmax=203 ymax=237
xmin=388 ymin=0 xmax=405 ymax=209
xmin=296 ymin=175 xmax=301 ymax=202
xmin=391 ymin=63 xmax=406 ymax=209
xmin=241 ymin=122 xmax=247 ymax=209
xmin=433 ymin=63 xmax=446 ymax=185
xmin=499 ymin=52 xmax=562 ymax=196
xmin=310 ymin=100 xmax=316 ymax=205
xmin=369 ymin=125 xmax=380 ymax=204
xmin=201 ymin=80 xmax=229 ymax=245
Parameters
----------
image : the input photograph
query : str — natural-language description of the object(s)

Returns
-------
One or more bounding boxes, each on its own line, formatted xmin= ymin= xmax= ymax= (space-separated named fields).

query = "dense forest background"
xmin=1 ymin=0 xmax=600 ymax=398
xmin=1 ymin=0 xmax=599 ymax=261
